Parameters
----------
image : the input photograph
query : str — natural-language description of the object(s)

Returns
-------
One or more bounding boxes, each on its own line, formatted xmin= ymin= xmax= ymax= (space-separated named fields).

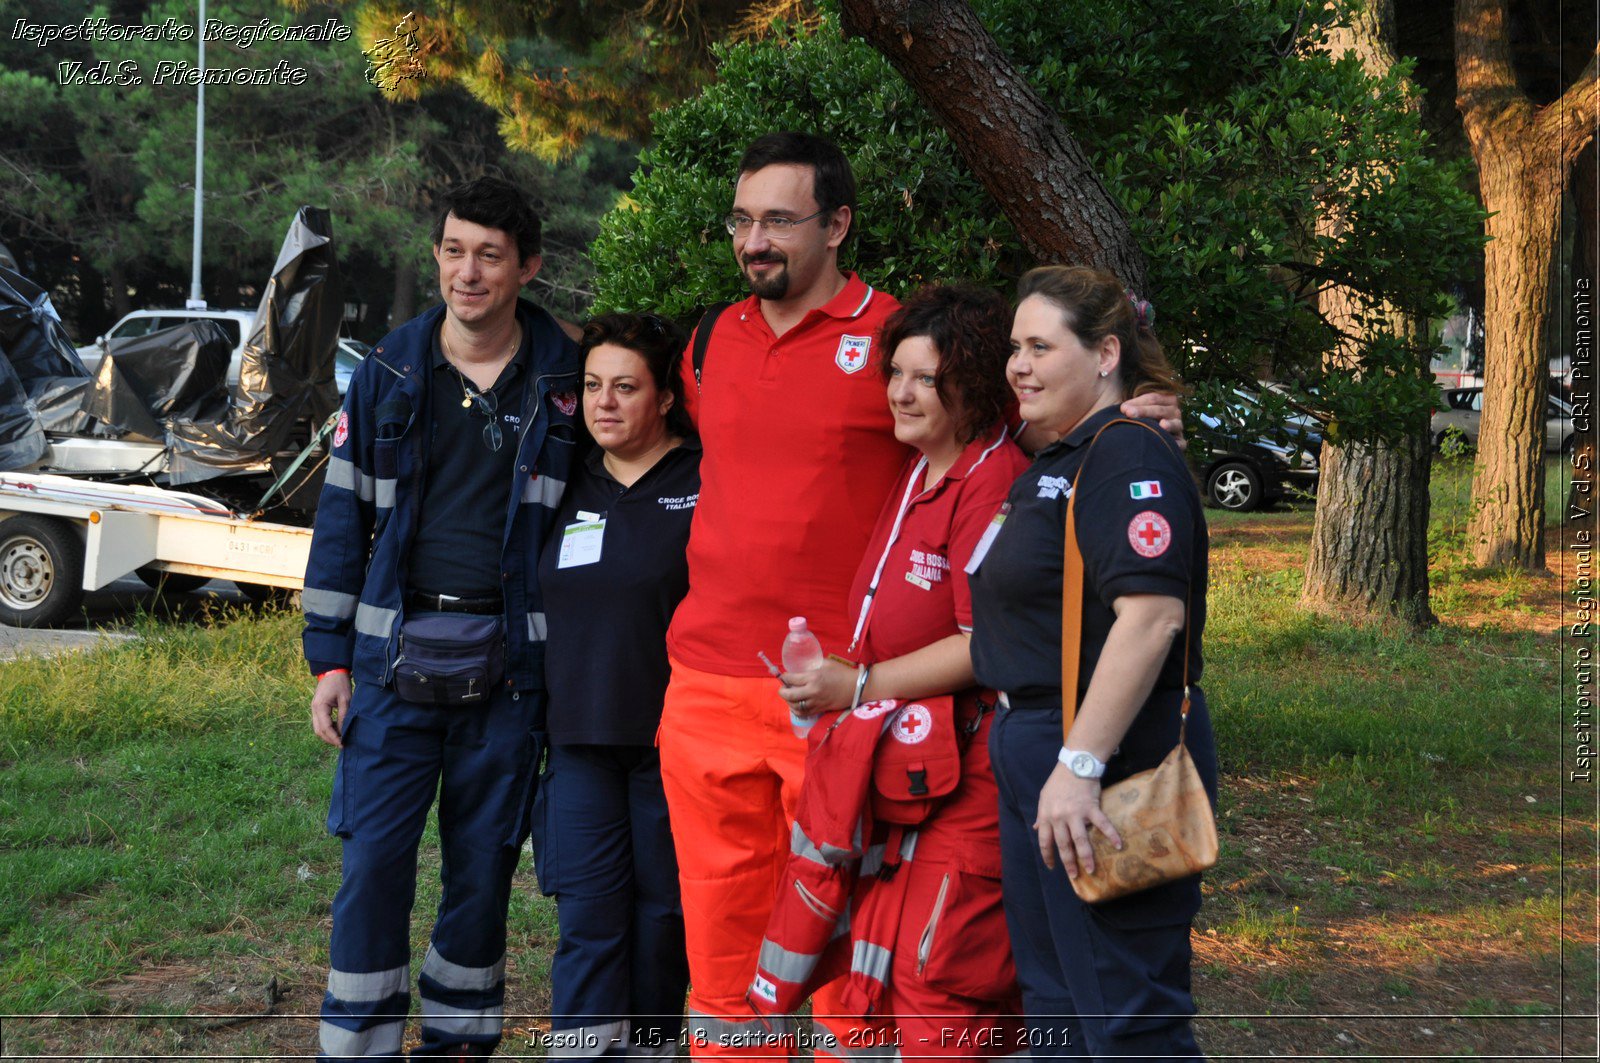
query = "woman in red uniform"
xmin=775 ymin=283 xmax=1029 ymax=1058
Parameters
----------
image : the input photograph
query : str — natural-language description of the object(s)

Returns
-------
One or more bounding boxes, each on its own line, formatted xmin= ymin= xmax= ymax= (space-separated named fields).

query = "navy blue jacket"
xmin=301 ymin=300 xmax=580 ymax=689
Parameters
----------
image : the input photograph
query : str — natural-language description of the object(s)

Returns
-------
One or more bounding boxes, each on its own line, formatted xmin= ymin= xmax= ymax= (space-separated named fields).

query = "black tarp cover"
xmin=81 ymin=320 xmax=232 ymax=442
xmin=0 ymin=266 xmax=93 ymax=469
xmin=166 ymin=206 xmax=341 ymax=483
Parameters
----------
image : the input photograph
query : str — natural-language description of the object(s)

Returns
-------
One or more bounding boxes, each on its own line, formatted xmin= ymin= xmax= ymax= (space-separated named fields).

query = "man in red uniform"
xmin=659 ymin=132 xmax=1175 ymax=1058
xmin=660 ymin=132 xmax=902 ymax=1058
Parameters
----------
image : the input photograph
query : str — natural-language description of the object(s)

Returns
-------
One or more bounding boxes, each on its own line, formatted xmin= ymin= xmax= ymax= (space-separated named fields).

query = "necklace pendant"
xmin=461 ymin=396 xmax=473 ymax=408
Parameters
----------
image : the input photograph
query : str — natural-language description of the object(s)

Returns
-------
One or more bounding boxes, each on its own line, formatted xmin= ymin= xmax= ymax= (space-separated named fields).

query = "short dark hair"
xmin=878 ymin=283 xmax=1014 ymax=445
xmin=578 ymin=312 xmax=694 ymax=439
xmin=737 ymin=132 xmax=857 ymax=236
xmin=431 ymin=176 xmax=542 ymax=262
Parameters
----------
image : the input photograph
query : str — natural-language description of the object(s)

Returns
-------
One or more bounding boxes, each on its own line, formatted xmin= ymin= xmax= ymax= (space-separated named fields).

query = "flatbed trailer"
xmin=0 ymin=472 xmax=311 ymax=627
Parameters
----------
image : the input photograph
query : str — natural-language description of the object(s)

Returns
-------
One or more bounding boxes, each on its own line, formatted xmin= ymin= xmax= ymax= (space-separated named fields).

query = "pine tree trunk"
xmin=1300 ymin=0 xmax=1434 ymax=626
xmin=391 ymin=260 xmax=417 ymax=327
xmin=1303 ymin=435 xmax=1434 ymax=625
xmin=836 ymin=0 xmax=1148 ymax=291
xmin=1463 ymin=125 xmax=1562 ymax=568
xmin=1456 ymin=0 xmax=1599 ymax=568
xmin=109 ymin=260 xmax=130 ymax=319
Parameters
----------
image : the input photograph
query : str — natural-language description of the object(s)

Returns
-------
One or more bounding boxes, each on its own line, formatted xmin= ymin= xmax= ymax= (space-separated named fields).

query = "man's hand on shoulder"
xmin=1121 ymin=392 xmax=1185 ymax=447
xmin=311 ymin=671 xmax=353 ymax=747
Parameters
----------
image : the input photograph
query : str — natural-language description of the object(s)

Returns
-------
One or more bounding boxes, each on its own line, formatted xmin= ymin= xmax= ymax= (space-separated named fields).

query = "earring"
xmin=1098 ymin=370 xmax=1108 ymax=378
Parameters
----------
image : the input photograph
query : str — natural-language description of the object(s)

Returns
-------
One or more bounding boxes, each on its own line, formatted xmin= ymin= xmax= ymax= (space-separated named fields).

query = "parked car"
xmin=77 ymin=308 xmax=256 ymax=384
xmin=1431 ymin=386 xmax=1573 ymax=453
xmin=333 ymin=338 xmax=369 ymax=396
xmin=1189 ymin=389 xmax=1322 ymax=512
xmin=77 ymin=310 xmax=365 ymax=397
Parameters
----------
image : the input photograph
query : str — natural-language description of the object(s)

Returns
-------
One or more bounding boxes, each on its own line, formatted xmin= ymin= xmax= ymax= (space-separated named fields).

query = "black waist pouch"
xmin=393 ymin=614 xmax=505 ymax=705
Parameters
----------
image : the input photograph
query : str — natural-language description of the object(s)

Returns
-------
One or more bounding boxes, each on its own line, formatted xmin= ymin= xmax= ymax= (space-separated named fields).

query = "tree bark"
xmin=1301 ymin=1 xmax=1434 ymax=627
xmin=108 ymin=260 xmax=130 ymax=320
xmin=836 ymin=0 xmax=1148 ymax=291
xmin=391 ymin=259 xmax=417 ymax=327
xmin=1567 ymin=143 xmax=1598 ymax=537
xmin=1457 ymin=0 xmax=1600 ymax=568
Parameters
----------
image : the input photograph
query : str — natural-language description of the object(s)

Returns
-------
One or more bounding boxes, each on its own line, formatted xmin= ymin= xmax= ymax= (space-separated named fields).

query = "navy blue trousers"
xmin=533 ymin=743 xmax=688 ymax=1060
xmin=320 ymin=681 xmax=542 ymax=1060
xmin=990 ymin=702 xmax=1211 ymax=1062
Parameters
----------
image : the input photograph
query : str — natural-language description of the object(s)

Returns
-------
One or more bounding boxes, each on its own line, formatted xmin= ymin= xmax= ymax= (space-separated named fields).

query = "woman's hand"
xmin=1035 ymin=762 xmax=1124 ymax=875
xmin=776 ymin=658 xmax=859 ymax=717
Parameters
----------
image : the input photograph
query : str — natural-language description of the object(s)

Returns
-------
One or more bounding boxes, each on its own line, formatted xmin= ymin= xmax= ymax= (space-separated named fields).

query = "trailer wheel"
xmin=0 ymin=515 xmax=84 ymax=628
xmin=136 ymin=567 xmax=211 ymax=595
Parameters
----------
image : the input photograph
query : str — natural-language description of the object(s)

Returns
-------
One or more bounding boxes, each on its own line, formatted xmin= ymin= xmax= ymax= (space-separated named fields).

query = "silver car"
xmin=1431 ymin=387 xmax=1573 ymax=453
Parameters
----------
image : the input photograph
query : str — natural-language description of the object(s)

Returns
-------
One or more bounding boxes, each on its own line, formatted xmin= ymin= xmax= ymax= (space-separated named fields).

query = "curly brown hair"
xmin=878 ymin=283 xmax=1013 ymax=445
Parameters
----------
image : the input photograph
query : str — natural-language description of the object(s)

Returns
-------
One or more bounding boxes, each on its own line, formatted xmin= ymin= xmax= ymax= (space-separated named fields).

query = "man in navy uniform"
xmin=302 ymin=176 xmax=580 ymax=1059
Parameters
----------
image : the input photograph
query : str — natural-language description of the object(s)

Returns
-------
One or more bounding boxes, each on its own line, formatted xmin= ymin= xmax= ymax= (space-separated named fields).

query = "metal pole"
xmin=187 ymin=0 xmax=206 ymax=309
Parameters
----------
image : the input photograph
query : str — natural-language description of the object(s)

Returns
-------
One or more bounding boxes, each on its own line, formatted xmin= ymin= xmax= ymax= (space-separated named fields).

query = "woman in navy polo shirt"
xmin=534 ymin=312 xmax=699 ymax=1059
xmin=775 ymin=284 xmax=1030 ymax=1056
xmin=969 ymin=266 xmax=1217 ymax=1061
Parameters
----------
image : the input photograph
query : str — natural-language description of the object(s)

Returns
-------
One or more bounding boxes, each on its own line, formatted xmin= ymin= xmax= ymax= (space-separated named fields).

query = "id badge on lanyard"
xmin=557 ymin=511 xmax=606 ymax=568
xmin=963 ymin=502 xmax=1010 ymax=575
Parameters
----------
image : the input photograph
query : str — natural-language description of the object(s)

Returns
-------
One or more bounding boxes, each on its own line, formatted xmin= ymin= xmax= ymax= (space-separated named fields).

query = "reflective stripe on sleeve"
xmin=789 ymin=822 xmax=828 ymax=867
xmin=520 ymin=474 xmax=566 ymax=507
xmin=325 ymin=456 xmax=375 ymax=502
xmin=756 ymin=938 xmax=817 ymax=984
xmin=354 ymin=603 xmax=399 ymax=638
xmin=374 ymin=477 xmax=396 ymax=509
xmin=526 ymin=612 xmax=548 ymax=642
xmin=850 ymin=940 xmax=891 ymax=985
xmin=301 ymin=586 xmax=358 ymax=620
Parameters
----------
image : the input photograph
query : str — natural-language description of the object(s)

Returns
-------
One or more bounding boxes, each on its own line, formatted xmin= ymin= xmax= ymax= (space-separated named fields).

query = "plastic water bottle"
xmin=781 ymin=616 xmax=825 ymax=737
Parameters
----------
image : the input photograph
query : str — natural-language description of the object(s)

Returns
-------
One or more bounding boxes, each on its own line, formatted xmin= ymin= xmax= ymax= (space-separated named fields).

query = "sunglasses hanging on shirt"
xmin=451 ymin=368 xmax=503 ymax=453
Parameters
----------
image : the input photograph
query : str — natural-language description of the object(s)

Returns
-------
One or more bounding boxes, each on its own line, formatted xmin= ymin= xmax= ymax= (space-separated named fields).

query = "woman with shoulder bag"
xmin=969 ymin=266 xmax=1218 ymax=1062
xmin=770 ymin=284 xmax=1031 ymax=1057
xmin=533 ymin=312 xmax=699 ymax=1059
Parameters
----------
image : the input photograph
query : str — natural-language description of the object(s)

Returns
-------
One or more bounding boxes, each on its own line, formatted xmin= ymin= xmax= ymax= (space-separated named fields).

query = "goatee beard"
xmin=744 ymin=259 xmax=789 ymax=300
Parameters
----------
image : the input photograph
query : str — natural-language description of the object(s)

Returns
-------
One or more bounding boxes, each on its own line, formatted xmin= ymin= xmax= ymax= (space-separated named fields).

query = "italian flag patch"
xmin=1129 ymin=480 xmax=1163 ymax=500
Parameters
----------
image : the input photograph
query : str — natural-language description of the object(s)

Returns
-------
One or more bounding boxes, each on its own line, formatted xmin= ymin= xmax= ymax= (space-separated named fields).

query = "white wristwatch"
xmin=1058 ymin=747 xmax=1107 ymax=779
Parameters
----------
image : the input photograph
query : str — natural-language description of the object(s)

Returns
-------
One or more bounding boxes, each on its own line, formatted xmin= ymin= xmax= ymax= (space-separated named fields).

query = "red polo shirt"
xmin=845 ymin=428 xmax=1029 ymax=665
xmin=669 ymin=273 xmax=906 ymax=675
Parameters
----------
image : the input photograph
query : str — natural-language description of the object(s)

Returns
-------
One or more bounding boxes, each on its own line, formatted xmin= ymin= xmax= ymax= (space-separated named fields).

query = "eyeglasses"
xmin=722 ymin=208 xmax=828 ymax=239
xmin=457 ymin=378 xmax=503 ymax=452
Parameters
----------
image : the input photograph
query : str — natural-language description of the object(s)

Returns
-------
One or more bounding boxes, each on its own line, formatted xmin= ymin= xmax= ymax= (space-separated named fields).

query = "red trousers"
xmin=815 ymin=711 xmax=1025 ymax=1061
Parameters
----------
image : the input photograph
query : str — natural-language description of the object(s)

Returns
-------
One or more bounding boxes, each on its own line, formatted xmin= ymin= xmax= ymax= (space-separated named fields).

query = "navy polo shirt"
xmin=538 ymin=437 xmax=701 ymax=745
xmin=970 ymin=406 xmax=1207 ymax=712
xmin=407 ymin=321 xmax=529 ymax=598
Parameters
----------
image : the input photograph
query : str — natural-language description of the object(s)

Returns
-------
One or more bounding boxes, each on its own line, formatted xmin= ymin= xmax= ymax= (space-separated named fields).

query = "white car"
xmin=76 ymin=308 xmax=256 ymax=385
xmin=77 ymin=309 xmax=364 ymax=396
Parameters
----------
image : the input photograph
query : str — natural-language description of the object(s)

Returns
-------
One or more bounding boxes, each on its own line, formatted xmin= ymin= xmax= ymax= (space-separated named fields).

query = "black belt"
xmin=406 ymin=591 xmax=504 ymax=615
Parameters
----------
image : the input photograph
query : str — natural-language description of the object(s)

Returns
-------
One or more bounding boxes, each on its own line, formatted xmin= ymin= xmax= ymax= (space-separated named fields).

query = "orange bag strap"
xmin=1060 ymin=418 xmax=1194 ymax=749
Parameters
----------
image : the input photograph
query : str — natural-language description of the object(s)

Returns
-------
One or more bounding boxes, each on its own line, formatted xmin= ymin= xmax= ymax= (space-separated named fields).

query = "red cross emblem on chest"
xmin=1128 ymin=510 xmax=1172 ymax=558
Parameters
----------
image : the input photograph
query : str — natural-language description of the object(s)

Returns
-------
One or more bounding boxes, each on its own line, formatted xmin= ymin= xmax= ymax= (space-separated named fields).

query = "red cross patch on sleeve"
xmin=333 ymin=410 xmax=349 ymax=448
xmin=1128 ymin=510 xmax=1172 ymax=558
